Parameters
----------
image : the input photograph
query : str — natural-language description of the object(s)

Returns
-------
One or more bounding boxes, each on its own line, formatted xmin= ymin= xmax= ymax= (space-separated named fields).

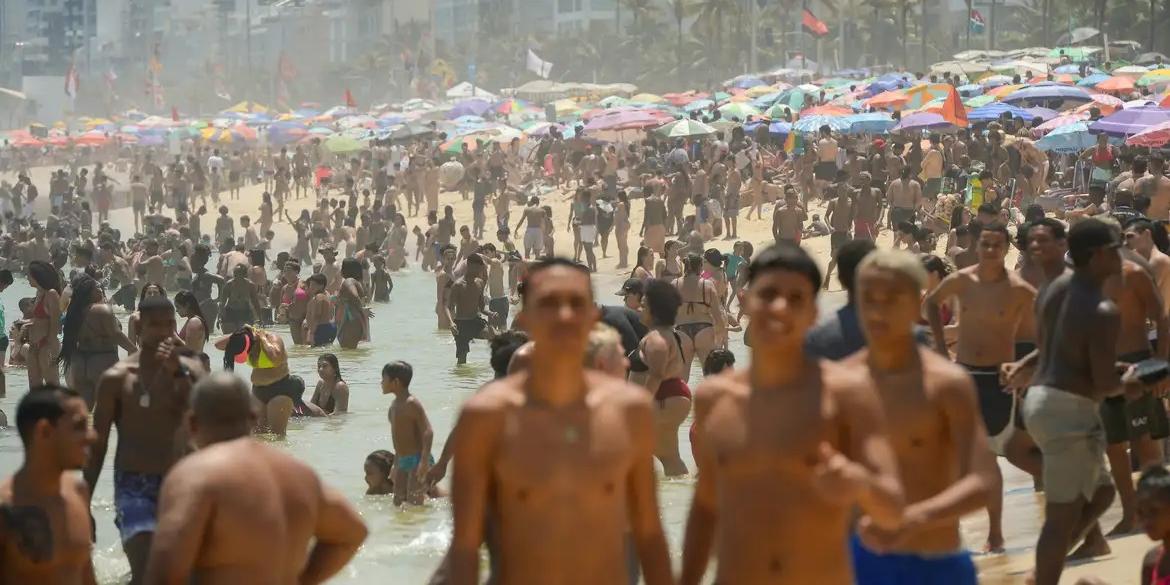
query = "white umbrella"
xmin=656 ymin=119 xmax=716 ymax=138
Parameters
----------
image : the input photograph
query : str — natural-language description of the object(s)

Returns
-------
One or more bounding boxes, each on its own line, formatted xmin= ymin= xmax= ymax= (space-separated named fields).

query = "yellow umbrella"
xmin=744 ymin=85 xmax=777 ymax=98
xmin=902 ymin=83 xmax=952 ymax=109
xmin=630 ymin=93 xmax=665 ymax=104
xmin=552 ymin=99 xmax=580 ymax=115
xmin=226 ymin=100 xmax=269 ymax=114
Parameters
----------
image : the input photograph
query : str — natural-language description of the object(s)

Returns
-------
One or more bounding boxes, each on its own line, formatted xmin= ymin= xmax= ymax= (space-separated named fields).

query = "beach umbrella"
xmin=1138 ymin=69 xmax=1170 ymax=87
xmin=1138 ymin=52 xmax=1170 ymax=65
xmin=630 ymin=93 xmax=665 ymax=104
xmin=200 ymin=127 xmax=250 ymax=144
xmin=1053 ymin=64 xmax=1091 ymax=75
xmin=308 ymin=126 xmax=335 ymax=136
xmin=1125 ymin=99 xmax=1161 ymax=109
xmin=448 ymin=99 xmax=492 ymax=118
xmin=1112 ymin=65 xmax=1151 ymax=77
xmin=963 ymin=95 xmax=996 ymax=108
xmin=452 ymin=115 xmax=486 ymax=125
xmin=1089 ymin=106 xmax=1170 ymax=137
xmin=744 ymin=85 xmax=778 ymax=98
xmin=731 ymin=76 xmax=766 ymax=89
xmin=1096 ymin=76 xmax=1136 ymax=93
xmin=800 ymin=105 xmax=852 ymax=117
xmin=584 ymin=109 xmax=667 ymax=131
xmin=598 ymin=96 xmax=630 ymax=108
xmin=1034 ymin=112 xmax=1089 ymax=136
xmin=903 ymin=83 xmax=952 ymax=109
xmin=1086 ymin=93 xmax=1125 ymax=114
xmin=792 ymin=115 xmax=850 ymax=134
xmin=864 ymin=90 xmax=911 ymax=110
xmin=73 ymin=132 xmax=110 ymax=146
xmin=684 ymin=99 xmax=715 ymax=112
xmin=138 ymin=115 xmax=175 ymax=128
xmin=1126 ymin=120 xmax=1170 ymax=147
xmin=267 ymin=126 xmax=308 ymax=146
xmin=956 ymin=84 xmax=984 ymax=97
xmin=1056 ymin=28 xmax=1100 ymax=45
xmin=225 ymin=101 xmax=269 ymax=114
xmin=522 ymin=121 xmax=565 ymax=136
xmin=1023 ymin=107 xmax=1059 ymax=122
xmin=1048 ymin=46 xmax=1097 ymax=61
xmin=1077 ymin=73 xmax=1112 ymax=87
xmin=842 ymin=112 xmax=895 ymax=134
xmin=1037 ymin=122 xmax=1101 ymax=152
xmin=716 ymin=102 xmax=761 ymax=120
xmin=986 ymin=84 xmax=1025 ymax=99
xmin=1000 ymin=84 xmax=1092 ymax=104
xmin=656 ymin=119 xmax=717 ymax=138
xmin=892 ymin=112 xmax=956 ymax=133
xmin=967 ymin=103 xmax=1032 ymax=122
xmin=323 ymin=134 xmax=365 ymax=154
xmin=707 ymin=119 xmax=740 ymax=132
xmin=979 ymin=74 xmax=1014 ymax=88
xmin=764 ymin=104 xmax=795 ymax=119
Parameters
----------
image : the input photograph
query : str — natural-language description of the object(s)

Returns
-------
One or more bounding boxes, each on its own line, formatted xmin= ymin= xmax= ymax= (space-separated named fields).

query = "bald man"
xmin=145 ymin=373 xmax=367 ymax=585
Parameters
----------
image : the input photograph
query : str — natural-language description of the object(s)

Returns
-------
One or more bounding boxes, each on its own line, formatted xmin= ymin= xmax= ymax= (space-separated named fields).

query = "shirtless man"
xmin=190 ymin=245 xmax=224 ymax=334
xmin=449 ymin=258 xmax=673 ymax=585
xmin=1135 ymin=154 xmax=1170 ymax=221
xmin=886 ymin=167 xmax=921 ymax=229
xmin=513 ymin=197 xmax=546 ymax=259
xmin=145 ymin=373 xmax=367 ymax=584
xmin=86 ymin=297 xmax=201 ymax=584
xmin=771 ymin=188 xmax=806 ymax=246
xmin=445 ymin=254 xmax=496 ymax=365
xmin=435 ymin=245 xmax=456 ymax=330
xmin=240 ymin=216 xmax=260 ymax=250
xmin=302 ymin=274 xmax=335 ymax=347
xmin=216 ymin=264 xmax=262 ymax=334
xmin=1125 ymin=218 xmax=1170 ymax=313
xmin=681 ymin=242 xmax=903 ymax=585
xmin=924 ymin=223 xmax=1037 ymax=553
xmin=846 ymin=250 xmax=997 ymax=584
xmin=1 ymin=386 xmax=96 ymax=585
xmin=814 ymin=126 xmax=839 ymax=199
xmin=319 ymin=245 xmax=342 ymax=294
xmin=1098 ymin=245 xmax=1168 ymax=535
xmin=823 ymin=184 xmax=854 ymax=290
xmin=853 ymin=172 xmax=883 ymax=240
xmin=1003 ymin=218 xmax=1131 ymax=585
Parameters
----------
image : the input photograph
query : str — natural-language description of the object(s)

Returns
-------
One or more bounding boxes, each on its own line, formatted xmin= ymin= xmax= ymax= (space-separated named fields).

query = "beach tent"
xmin=446 ymin=81 xmax=497 ymax=100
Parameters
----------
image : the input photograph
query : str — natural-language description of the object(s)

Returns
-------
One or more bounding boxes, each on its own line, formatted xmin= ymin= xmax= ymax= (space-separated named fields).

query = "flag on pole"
xmin=171 ymin=106 xmax=179 ymax=122
xmin=801 ymin=8 xmax=829 ymax=37
xmin=344 ymin=88 xmax=356 ymax=108
xmin=940 ymin=84 xmax=969 ymax=128
xmin=969 ymin=9 xmax=986 ymax=34
xmin=64 ymin=61 xmax=79 ymax=97
xmin=526 ymin=49 xmax=553 ymax=79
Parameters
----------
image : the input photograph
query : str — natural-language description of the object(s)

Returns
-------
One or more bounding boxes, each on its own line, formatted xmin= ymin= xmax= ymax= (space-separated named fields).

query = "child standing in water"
xmin=370 ymin=255 xmax=393 ymax=302
xmin=383 ymin=360 xmax=433 ymax=505
xmin=311 ymin=353 xmax=349 ymax=414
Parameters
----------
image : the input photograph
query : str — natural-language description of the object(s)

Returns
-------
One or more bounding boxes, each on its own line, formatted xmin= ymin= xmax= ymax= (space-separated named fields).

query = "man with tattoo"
xmin=145 ymin=373 xmax=367 ymax=584
xmin=85 ymin=297 xmax=200 ymax=585
xmin=1 ymin=385 xmax=96 ymax=585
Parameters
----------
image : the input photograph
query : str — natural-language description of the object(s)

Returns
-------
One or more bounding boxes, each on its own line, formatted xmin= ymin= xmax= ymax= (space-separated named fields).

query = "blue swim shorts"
xmin=114 ymin=471 xmax=164 ymax=543
xmin=397 ymin=454 xmax=436 ymax=472
xmin=850 ymin=533 xmax=977 ymax=585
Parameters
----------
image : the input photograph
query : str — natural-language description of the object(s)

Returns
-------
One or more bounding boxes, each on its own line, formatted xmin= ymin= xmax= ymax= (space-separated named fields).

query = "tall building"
xmin=18 ymin=0 xmax=97 ymax=75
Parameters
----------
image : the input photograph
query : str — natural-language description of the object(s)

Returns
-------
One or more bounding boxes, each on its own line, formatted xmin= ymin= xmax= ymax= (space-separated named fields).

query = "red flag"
xmin=64 ymin=62 xmax=79 ymax=97
xmin=344 ymin=88 xmax=356 ymax=108
xmin=171 ymin=106 xmax=180 ymax=122
xmin=940 ymin=84 xmax=968 ymax=128
xmin=801 ymin=9 xmax=829 ymax=37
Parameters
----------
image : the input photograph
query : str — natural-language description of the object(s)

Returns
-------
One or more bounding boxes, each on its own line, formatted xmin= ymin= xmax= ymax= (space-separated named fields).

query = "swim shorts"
xmin=252 ymin=375 xmax=309 ymax=416
xmin=1022 ymin=385 xmax=1111 ymax=504
xmin=850 ymin=534 xmax=977 ymax=585
xmin=830 ymin=231 xmax=850 ymax=253
xmin=114 ymin=471 xmax=163 ymax=543
xmin=814 ymin=161 xmax=837 ymax=181
xmin=1100 ymin=350 xmax=1170 ymax=444
xmin=313 ymin=323 xmax=338 ymax=347
xmin=397 ymin=454 xmax=436 ymax=472
xmin=961 ymin=364 xmax=1016 ymax=456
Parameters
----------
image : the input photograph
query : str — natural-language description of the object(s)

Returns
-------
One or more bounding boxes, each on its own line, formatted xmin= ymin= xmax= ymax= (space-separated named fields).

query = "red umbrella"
xmin=1096 ymin=76 xmax=1136 ymax=94
xmin=74 ymin=132 xmax=110 ymax=146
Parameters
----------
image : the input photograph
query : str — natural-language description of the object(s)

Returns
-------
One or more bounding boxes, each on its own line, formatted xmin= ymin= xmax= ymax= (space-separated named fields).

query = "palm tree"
xmin=666 ymin=0 xmax=698 ymax=87
xmin=695 ymin=0 xmax=739 ymax=81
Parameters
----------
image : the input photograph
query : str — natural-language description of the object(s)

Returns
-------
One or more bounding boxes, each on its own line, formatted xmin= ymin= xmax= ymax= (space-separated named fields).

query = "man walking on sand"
xmin=681 ymin=243 xmax=904 ymax=585
xmin=449 ymin=258 xmax=673 ymax=585
xmin=145 ymin=372 xmax=367 ymax=584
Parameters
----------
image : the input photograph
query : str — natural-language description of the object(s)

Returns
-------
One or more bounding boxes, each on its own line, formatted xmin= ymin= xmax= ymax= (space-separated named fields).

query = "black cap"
xmin=616 ymin=278 xmax=644 ymax=296
xmin=1068 ymin=217 xmax=1121 ymax=267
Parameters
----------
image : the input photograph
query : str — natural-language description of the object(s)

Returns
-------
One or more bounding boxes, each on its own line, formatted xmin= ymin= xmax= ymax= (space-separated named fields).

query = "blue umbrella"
xmin=1001 ymin=85 xmax=1092 ymax=104
xmin=684 ymin=99 xmax=714 ymax=112
xmin=1077 ymin=73 xmax=1111 ymax=86
xmin=769 ymin=121 xmax=792 ymax=134
xmin=750 ymin=92 xmax=782 ymax=108
xmin=843 ymin=112 xmax=895 ymax=135
xmin=968 ymin=103 xmax=1032 ymax=122
xmin=892 ymin=113 xmax=956 ymax=133
xmin=1035 ymin=122 xmax=1121 ymax=152
xmin=793 ymin=115 xmax=850 ymax=133
xmin=1023 ymin=107 xmax=1059 ymax=122
xmin=732 ymin=76 xmax=766 ymax=89
xmin=448 ymin=99 xmax=493 ymax=119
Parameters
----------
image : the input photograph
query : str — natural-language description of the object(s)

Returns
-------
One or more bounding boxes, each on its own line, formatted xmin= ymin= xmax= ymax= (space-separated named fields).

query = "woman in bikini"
xmin=638 ymin=280 xmax=694 ymax=477
xmin=672 ymin=253 xmax=726 ymax=378
xmin=655 ymin=240 xmax=683 ymax=281
xmin=631 ymin=246 xmax=656 ymax=282
xmin=58 ymin=276 xmax=135 ymax=407
xmin=310 ymin=353 xmax=349 ymax=415
xmin=26 ymin=261 xmax=62 ymax=388
xmin=175 ymin=290 xmax=209 ymax=354
xmin=127 ymin=283 xmax=166 ymax=347
xmin=336 ymin=258 xmax=370 ymax=349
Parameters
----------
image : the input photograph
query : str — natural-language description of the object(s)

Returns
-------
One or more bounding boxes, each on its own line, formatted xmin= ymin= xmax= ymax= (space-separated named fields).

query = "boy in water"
xmin=383 ymin=361 xmax=434 ymax=506
xmin=370 ymin=255 xmax=393 ymax=303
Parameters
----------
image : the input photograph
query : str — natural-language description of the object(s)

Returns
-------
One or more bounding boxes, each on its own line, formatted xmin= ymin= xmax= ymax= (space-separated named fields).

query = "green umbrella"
xmin=1048 ymin=47 xmax=1098 ymax=62
xmin=765 ymin=104 xmax=795 ymax=119
xmin=964 ymin=95 xmax=996 ymax=108
xmin=713 ymin=92 xmax=732 ymax=103
xmin=324 ymin=134 xmax=364 ymax=154
xmin=717 ymin=102 xmax=761 ymax=120
xmin=656 ymin=119 xmax=717 ymax=138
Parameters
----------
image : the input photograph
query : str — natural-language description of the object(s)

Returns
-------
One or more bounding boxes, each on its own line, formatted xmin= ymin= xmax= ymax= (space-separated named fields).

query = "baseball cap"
xmin=615 ymin=278 xmax=644 ymax=297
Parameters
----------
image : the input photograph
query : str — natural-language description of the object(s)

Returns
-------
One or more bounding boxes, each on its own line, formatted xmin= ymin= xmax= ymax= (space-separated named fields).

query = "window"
xmin=558 ymin=0 xmax=573 ymax=13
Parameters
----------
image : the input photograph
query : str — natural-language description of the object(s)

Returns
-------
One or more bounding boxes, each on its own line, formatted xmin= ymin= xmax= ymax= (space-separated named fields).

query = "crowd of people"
xmin=6 ymin=77 xmax=1170 ymax=585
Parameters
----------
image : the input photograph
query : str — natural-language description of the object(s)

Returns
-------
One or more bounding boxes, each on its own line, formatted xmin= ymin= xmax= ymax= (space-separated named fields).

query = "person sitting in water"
xmin=310 ymin=353 xmax=349 ymax=415
xmin=383 ymin=360 xmax=433 ymax=506
xmin=363 ymin=450 xmax=445 ymax=498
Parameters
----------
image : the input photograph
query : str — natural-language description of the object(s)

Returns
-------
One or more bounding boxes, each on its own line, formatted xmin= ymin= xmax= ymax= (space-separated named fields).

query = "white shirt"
xmin=207 ymin=155 xmax=224 ymax=173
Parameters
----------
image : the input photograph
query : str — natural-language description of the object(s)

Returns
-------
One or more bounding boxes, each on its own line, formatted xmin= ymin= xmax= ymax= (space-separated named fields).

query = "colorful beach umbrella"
xmin=864 ymin=90 xmax=911 ymax=110
xmin=1126 ymin=120 xmax=1170 ymax=147
xmin=1037 ymin=122 xmax=1111 ymax=152
xmin=323 ymin=134 xmax=365 ymax=154
xmin=716 ymin=102 xmax=761 ymax=120
xmin=842 ymin=112 xmax=895 ymax=135
xmin=1089 ymin=106 xmax=1170 ymax=137
xmin=892 ymin=113 xmax=956 ymax=133
xmin=1096 ymin=76 xmax=1136 ymax=93
xmin=656 ymin=119 xmax=717 ymax=138
xmin=792 ymin=115 xmax=850 ymax=134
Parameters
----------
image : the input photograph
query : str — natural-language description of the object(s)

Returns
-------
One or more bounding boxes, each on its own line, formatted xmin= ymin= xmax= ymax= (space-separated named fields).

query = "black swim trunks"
xmin=1100 ymin=350 xmax=1170 ymax=445
xmin=252 ymin=375 xmax=309 ymax=416
xmin=962 ymin=363 xmax=1015 ymax=455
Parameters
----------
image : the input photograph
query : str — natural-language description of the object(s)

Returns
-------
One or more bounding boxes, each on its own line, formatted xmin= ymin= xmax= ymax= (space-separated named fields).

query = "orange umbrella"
xmin=987 ymin=84 xmax=1025 ymax=99
xmin=800 ymin=105 xmax=852 ymax=117
xmin=864 ymin=90 xmax=911 ymax=110
xmin=1083 ymin=93 xmax=1125 ymax=114
xmin=1096 ymin=76 xmax=1136 ymax=94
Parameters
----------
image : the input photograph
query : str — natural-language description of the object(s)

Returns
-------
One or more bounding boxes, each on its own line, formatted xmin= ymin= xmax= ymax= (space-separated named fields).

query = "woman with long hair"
xmin=336 ymin=259 xmax=370 ymax=349
xmin=127 ymin=283 xmax=166 ymax=347
xmin=655 ymin=240 xmax=683 ymax=281
xmin=614 ymin=191 xmax=631 ymax=268
xmin=311 ymin=353 xmax=349 ymax=414
xmin=26 ymin=260 xmax=62 ymax=387
xmin=175 ymin=290 xmax=208 ymax=354
xmin=58 ymin=276 xmax=135 ymax=407
xmin=631 ymin=246 xmax=655 ymax=282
